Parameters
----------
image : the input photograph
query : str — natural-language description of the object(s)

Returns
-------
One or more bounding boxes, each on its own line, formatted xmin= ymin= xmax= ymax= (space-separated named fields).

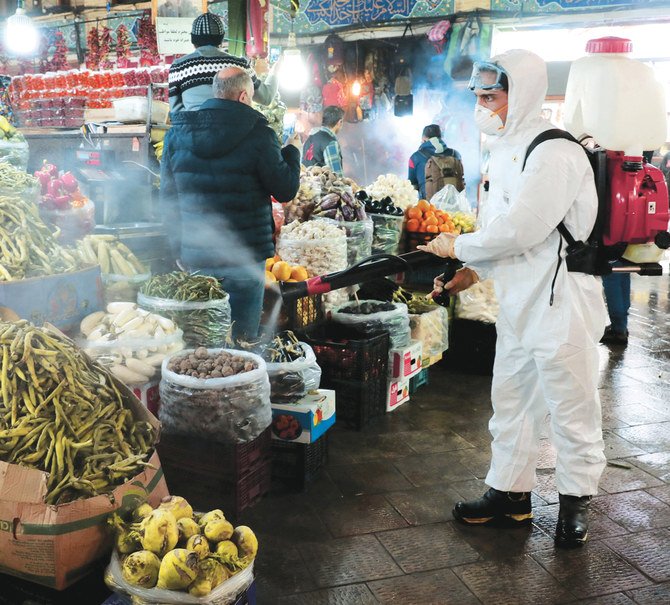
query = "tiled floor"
xmin=248 ymin=272 xmax=670 ymax=604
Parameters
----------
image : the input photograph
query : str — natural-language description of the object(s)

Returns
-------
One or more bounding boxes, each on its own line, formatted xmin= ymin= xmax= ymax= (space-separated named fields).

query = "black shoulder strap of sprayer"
xmin=522 ymin=128 xmax=583 ymax=248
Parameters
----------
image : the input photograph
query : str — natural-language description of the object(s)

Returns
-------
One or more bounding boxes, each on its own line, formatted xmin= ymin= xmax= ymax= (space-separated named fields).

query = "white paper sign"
xmin=156 ymin=17 xmax=194 ymax=56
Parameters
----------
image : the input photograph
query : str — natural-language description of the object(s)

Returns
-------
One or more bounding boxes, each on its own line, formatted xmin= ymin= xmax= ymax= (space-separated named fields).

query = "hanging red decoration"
xmin=137 ymin=13 xmax=159 ymax=67
xmin=86 ymin=26 xmax=101 ymax=71
xmin=116 ymin=24 xmax=132 ymax=69
xmin=99 ymin=26 xmax=114 ymax=70
xmin=48 ymin=32 xmax=68 ymax=72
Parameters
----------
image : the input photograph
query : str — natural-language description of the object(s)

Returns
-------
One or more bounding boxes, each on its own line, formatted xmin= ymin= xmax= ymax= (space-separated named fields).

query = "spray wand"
xmin=279 ymin=250 xmax=462 ymax=307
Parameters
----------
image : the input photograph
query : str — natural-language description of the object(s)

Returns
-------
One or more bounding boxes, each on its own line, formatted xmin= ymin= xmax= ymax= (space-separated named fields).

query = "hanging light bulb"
xmin=279 ymin=31 xmax=308 ymax=92
xmin=351 ymin=79 xmax=361 ymax=97
xmin=4 ymin=0 xmax=39 ymax=56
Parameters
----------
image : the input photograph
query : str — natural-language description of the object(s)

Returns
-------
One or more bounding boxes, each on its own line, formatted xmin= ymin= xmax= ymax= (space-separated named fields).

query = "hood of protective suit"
xmin=491 ymin=50 xmax=548 ymax=142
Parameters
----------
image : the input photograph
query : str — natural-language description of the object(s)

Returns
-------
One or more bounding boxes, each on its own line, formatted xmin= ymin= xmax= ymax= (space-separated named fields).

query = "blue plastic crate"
xmin=409 ymin=368 xmax=430 ymax=394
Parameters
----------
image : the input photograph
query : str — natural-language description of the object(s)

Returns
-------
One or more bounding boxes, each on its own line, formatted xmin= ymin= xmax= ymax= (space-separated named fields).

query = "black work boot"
xmin=453 ymin=488 xmax=533 ymax=526
xmin=555 ymin=494 xmax=591 ymax=548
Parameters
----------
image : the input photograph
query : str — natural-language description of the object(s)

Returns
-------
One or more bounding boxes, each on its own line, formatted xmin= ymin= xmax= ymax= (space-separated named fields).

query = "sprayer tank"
xmin=564 ymin=37 xmax=667 ymax=156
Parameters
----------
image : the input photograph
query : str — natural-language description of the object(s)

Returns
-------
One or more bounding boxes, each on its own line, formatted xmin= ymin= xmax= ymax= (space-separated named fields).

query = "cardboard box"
xmin=132 ymin=379 xmax=160 ymax=417
xmin=0 ymin=266 xmax=104 ymax=335
xmin=386 ymin=378 xmax=410 ymax=412
xmin=389 ymin=340 xmax=422 ymax=380
xmin=271 ymin=389 xmax=335 ymax=444
xmin=0 ymin=337 xmax=168 ymax=590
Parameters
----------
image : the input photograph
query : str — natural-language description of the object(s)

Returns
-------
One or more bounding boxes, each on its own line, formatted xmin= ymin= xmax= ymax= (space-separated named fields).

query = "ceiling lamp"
xmin=4 ymin=0 xmax=40 ymax=56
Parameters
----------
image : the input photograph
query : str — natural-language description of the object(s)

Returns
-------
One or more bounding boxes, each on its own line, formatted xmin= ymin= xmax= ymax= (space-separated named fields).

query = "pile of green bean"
xmin=0 ymin=320 xmax=156 ymax=504
xmin=0 ymin=163 xmax=39 ymax=195
xmin=140 ymin=272 xmax=226 ymax=301
xmin=0 ymin=196 xmax=82 ymax=281
xmin=138 ymin=272 xmax=231 ymax=348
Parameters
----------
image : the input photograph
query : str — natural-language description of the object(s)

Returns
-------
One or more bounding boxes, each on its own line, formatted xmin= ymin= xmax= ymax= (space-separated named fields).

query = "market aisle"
xmin=247 ymin=272 xmax=670 ymax=605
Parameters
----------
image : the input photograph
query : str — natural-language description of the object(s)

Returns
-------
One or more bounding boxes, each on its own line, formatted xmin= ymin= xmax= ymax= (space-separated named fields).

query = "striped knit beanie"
xmin=192 ymin=13 xmax=225 ymax=37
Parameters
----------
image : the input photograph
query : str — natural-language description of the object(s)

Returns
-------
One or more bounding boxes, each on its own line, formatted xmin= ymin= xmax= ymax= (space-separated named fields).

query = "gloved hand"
xmin=428 ymin=267 xmax=479 ymax=299
xmin=417 ymin=232 xmax=459 ymax=259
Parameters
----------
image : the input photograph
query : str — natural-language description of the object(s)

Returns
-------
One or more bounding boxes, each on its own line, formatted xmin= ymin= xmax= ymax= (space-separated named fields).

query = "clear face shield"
xmin=469 ymin=61 xmax=507 ymax=91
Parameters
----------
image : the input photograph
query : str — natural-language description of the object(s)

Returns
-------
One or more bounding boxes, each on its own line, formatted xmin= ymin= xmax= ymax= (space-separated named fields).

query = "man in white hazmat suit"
xmin=418 ymin=50 xmax=608 ymax=548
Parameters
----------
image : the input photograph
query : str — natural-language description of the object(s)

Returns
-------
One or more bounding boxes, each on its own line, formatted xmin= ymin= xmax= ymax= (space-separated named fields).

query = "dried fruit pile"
xmin=166 ymin=347 xmax=257 ymax=380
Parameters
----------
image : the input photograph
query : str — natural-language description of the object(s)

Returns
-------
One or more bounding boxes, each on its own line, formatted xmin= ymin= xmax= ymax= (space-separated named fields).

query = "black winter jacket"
xmin=160 ymin=98 xmax=300 ymax=268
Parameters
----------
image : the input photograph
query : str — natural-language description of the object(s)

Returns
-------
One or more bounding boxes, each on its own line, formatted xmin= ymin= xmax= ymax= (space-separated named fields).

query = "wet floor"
xmin=248 ymin=271 xmax=670 ymax=605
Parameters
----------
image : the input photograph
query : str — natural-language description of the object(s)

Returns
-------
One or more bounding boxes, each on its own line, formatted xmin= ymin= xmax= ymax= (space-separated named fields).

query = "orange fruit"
xmin=272 ymin=261 xmax=292 ymax=281
xmin=406 ymin=218 xmax=420 ymax=232
xmin=407 ymin=207 xmax=422 ymax=220
xmin=424 ymin=215 xmax=438 ymax=226
xmin=265 ymin=270 xmax=277 ymax=282
xmin=265 ymin=257 xmax=276 ymax=270
xmin=286 ymin=278 xmax=298 ymax=282
xmin=438 ymin=224 xmax=450 ymax=232
xmin=419 ymin=222 xmax=429 ymax=232
xmin=426 ymin=224 xmax=439 ymax=233
xmin=417 ymin=199 xmax=430 ymax=212
xmin=291 ymin=266 xmax=308 ymax=281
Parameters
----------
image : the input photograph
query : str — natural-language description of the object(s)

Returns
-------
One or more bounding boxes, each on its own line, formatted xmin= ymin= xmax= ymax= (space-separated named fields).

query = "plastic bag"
xmin=159 ymin=349 xmax=272 ymax=444
xmin=331 ymin=301 xmax=411 ymax=349
xmin=455 ymin=279 xmax=498 ymax=323
xmin=370 ymin=214 xmax=403 ymax=256
xmin=276 ymin=224 xmax=347 ymax=278
xmin=409 ymin=304 xmax=449 ymax=360
xmin=102 ymin=272 xmax=152 ymax=304
xmin=265 ymin=342 xmax=321 ymax=402
xmin=39 ymin=199 xmax=95 ymax=244
xmin=271 ymin=200 xmax=284 ymax=236
xmin=81 ymin=326 xmax=184 ymax=386
xmin=138 ymin=293 xmax=232 ymax=349
xmin=105 ymin=551 xmax=254 ymax=605
xmin=312 ymin=216 xmax=373 ymax=266
xmin=430 ymin=184 xmax=470 ymax=214
xmin=0 ymin=138 xmax=29 ymax=170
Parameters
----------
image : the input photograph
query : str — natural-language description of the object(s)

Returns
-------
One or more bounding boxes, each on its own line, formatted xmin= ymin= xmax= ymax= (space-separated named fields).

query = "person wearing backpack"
xmin=408 ymin=124 xmax=464 ymax=200
xmin=418 ymin=51 xmax=607 ymax=548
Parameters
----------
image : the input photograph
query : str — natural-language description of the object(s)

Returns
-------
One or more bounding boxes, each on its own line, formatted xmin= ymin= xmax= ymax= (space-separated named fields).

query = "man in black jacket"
xmin=160 ymin=66 xmax=301 ymax=338
xmin=302 ymin=106 xmax=345 ymax=175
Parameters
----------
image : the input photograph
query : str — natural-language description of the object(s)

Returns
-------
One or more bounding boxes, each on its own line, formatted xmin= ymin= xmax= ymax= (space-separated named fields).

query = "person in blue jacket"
xmin=160 ymin=67 xmax=301 ymax=338
xmin=408 ymin=124 xmax=462 ymax=199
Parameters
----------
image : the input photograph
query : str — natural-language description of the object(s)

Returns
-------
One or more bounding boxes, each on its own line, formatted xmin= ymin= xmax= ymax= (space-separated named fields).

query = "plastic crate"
xmin=283 ymin=293 xmax=322 ymax=331
xmin=404 ymin=230 xmax=437 ymax=253
xmin=301 ymin=324 xmax=389 ymax=430
xmin=409 ymin=367 xmax=430 ymax=394
xmin=156 ymin=427 xmax=271 ymax=517
xmin=271 ymin=434 xmax=329 ymax=490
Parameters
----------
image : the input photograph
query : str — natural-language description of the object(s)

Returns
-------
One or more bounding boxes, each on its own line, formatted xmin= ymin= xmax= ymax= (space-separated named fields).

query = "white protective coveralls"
xmin=454 ymin=50 xmax=608 ymax=497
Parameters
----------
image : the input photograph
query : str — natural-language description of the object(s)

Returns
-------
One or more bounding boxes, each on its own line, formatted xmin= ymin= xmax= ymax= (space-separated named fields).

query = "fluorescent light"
xmin=279 ymin=48 xmax=308 ymax=92
xmin=4 ymin=2 xmax=39 ymax=56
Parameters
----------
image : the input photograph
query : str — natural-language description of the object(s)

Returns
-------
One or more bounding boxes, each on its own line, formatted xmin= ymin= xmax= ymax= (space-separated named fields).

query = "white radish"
xmin=145 ymin=353 xmax=167 ymax=366
xmin=125 ymin=358 xmax=156 ymax=378
xmin=136 ymin=349 xmax=149 ymax=359
xmin=87 ymin=326 xmax=106 ymax=341
xmin=156 ymin=315 xmax=175 ymax=332
xmin=110 ymin=365 xmax=147 ymax=384
xmin=112 ymin=307 xmax=139 ymax=328
xmin=107 ymin=302 xmax=137 ymax=314
xmin=80 ymin=311 xmax=106 ymax=336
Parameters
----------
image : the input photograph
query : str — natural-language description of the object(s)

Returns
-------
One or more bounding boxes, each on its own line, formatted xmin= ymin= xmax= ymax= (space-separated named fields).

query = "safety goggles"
xmin=468 ymin=61 xmax=507 ymax=91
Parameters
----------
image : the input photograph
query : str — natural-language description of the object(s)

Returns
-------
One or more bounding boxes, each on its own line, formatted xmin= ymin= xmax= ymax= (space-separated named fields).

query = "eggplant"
xmin=319 ymin=194 xmax=340 ymax=210
xmin=320 ymin=208 xmax=338 ymax=218
xmin=341 ymin=204 xmax=355 ymax=221
xmin=355 ymin=190 xmax=369 ymax=201
xmin=369 ymin=200 xmax=382 ymax=213
xmin=355 ymin=204 xmax=367 ymax=221
xmin=393 ymin=206 xmax=404 ymax=216
xmin=341 ymin=191 xmax=355 ymax=206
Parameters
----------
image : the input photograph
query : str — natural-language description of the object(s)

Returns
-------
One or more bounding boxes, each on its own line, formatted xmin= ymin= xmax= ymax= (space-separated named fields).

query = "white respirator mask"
xmin=474 ymin=103 xmax=507 ymax=136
